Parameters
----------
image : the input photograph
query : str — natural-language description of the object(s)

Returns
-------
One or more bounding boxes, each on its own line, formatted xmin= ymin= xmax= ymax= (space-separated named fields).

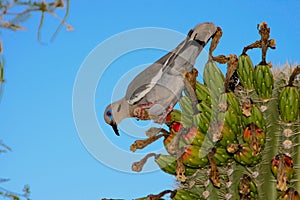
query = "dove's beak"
xmin=110 ymin=121 xmax=120 ymax=136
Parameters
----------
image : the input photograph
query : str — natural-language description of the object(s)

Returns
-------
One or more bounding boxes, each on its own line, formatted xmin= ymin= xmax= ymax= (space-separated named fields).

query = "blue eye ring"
xmin=106 ymin=109 xmax=113 ymax=119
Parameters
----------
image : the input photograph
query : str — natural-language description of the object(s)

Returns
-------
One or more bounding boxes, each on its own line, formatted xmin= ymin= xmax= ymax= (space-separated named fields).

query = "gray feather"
xmin=125 ymin=22 xmax=217 ymax=111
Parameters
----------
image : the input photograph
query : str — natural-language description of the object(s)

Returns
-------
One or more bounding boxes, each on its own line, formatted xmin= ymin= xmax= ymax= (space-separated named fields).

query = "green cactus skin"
xmin=171 ymin=189 xmax=201 ymax=200
xmin=215 ymin=121 xmax=239 ymax=148
xmin=155 ymin=154 xmax=197 ymax=177
xmin=193 ymin=112 xmax=210 ymax=134
xmin=182 ymin=145 xmax=209 ymax=168
xmin=180 ymin=96 xmax=194 ymax=128
xmin=197 ymin=101 xmax=212 ymax=118
xmin=231 ymin=143 xmax=262 ymax=166
xmin=257 ymin=85 xmax=281 ymax=199
xmin=218 ymin=92 xmax=242 ymax=115
xmin=166 ymin=109 xmax=182 ymax=124
xmin=242 ymin=104 xmax=266 ymax=132
xmin=295 ymin=125 xmax=300 ymax=196
xmin=195 ymin=81 xmax=212 ymax=106
xmin=203 ymin=61 xmax=225 ymax=103
xmin=194 ymin=102 xmax=212 ymax=133
xmin=218 ymin=106 xmax=242 ymax=137
xmin=254 ymin=64 xmax=274 ymax=100
xmin=213 ymin=147 xmax=233 ymax=166
xmin=279 ymin=86 xmax=299 ymax=123
xmin=182 ymin=127 xmax=213 ymax=148
xmin=237 ymin=54 xmax=256 ymax=91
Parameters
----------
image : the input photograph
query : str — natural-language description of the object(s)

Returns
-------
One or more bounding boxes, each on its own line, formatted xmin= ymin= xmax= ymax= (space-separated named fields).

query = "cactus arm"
xmin=228 ymin=163 xmax=245 ymax=200
xmin=294 ymin=125 xmax=300 ymax=192
xmin=258 ymin=90 xmax=280 ymax=199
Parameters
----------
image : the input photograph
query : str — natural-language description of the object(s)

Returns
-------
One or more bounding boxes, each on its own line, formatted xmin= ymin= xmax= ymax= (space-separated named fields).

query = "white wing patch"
xmin=127 ymin=37 xmax=189 ymax=105
xmin=127 ymin=68 xmax=163 ymax=105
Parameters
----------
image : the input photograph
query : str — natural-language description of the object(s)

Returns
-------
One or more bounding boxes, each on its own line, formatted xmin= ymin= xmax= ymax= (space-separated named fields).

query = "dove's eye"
xmin=106 ymin=109 xmax=113 ymax=119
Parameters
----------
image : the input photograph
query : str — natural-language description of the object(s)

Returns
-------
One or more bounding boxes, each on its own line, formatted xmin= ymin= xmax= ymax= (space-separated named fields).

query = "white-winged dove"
xmin=104 ymin=22 xmax=219 ymax=135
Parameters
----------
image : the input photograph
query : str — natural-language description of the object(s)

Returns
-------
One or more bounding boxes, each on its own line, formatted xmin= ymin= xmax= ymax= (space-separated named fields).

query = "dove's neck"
xmin=112 ymin=98 xmax=132 ymax=125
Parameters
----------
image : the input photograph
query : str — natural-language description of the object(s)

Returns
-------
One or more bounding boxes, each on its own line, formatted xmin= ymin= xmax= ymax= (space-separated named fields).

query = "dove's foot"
xmin=133 ymin=102 xmax=153 ymax=120
xmin=183 ymin=68 xmax=198 ymax=91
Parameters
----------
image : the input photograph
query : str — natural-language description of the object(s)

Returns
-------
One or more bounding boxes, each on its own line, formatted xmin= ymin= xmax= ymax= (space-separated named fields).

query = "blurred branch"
xmin=0 ymin=141 xmax=30 ymax=200
xmin=0 ymin=2 xmax=72 ymax=200
xmin=0 ymin=0 xmax=73 ymax=42
xmin=0 ymin=185 xmax=30 ymax=200
xmin=0 ymin=140 xmax=11 ymax=154
xmin=0 ymin=0 xmax=73 ymax=99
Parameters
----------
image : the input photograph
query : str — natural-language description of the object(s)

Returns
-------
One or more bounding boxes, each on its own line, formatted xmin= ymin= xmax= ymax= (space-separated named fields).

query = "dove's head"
xmin=104 ymin=104 xmax=119 ymax=136
xmin=104 ymin=98 xmax=130 ymax=136
xmin=188 ymin=22 xmax=218 ymax=45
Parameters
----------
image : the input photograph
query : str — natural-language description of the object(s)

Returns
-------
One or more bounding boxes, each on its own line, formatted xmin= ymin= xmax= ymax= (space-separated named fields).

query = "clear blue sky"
xmin=1 ymin=1 xmax=300 ymax=199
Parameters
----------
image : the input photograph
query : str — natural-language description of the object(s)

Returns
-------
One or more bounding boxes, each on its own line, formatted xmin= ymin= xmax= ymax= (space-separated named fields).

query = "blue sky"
xmin=1 ymin=1 xmax=300 ymax=199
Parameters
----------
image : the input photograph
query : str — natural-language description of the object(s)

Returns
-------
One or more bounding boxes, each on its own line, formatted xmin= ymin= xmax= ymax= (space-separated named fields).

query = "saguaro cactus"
xmin=126 ymin=22 xmax=300 ymax=200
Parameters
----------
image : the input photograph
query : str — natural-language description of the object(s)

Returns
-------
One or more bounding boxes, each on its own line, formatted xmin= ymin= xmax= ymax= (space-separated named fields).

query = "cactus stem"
xmin=144 ymin=189 xmax=174 ymax=200
xmin=224 ymin=163 xmax=245 ymax=200
xmin=293 ymin=120 xmax=300 ymax=191
xmin=131 ymin=153 xmax=156 ymax=172
xmin=258 ymin=98 xmax=279 ymax=199
xmin=288 ymin=65 xmax=300 ymax=86
xmin=130 ymin=129 xmax=169 ymax=152
xmin=208 ymin=149 xmax=221 ymax=188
